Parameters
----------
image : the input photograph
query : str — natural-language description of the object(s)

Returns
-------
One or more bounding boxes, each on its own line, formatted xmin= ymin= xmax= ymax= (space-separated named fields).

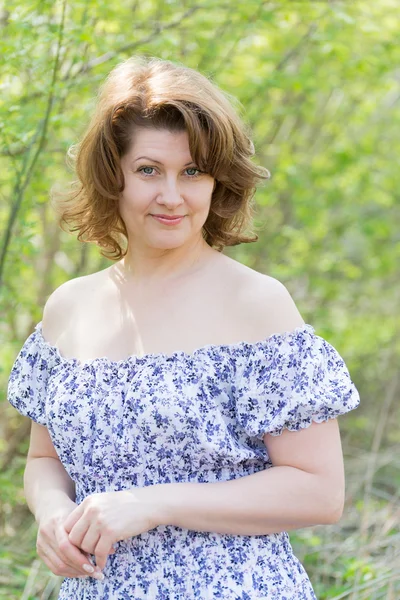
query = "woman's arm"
xmin=24 ymin=423 xmax=76 ymax=522
xmin=148 ymin=282 xmax=347 ymax=536
xmin=62 ymin=398 xmax=344 ymax=572
xmin=148 ymin=418 xmax=344 ymax=536
xmin=25 ymin=423 xmax=105 ymax=580
xmin=25 ymin=457 xmax=76 ymax=523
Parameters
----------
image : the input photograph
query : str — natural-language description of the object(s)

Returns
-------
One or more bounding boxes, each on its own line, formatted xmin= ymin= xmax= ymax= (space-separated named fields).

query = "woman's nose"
xmin=157 ymin=179 xmax=184 ymax=208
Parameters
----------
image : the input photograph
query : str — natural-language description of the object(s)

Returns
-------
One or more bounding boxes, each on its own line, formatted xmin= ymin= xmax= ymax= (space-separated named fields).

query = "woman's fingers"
xmin=38 ymin=518 xmax=116 ymax=580
xmin=63 ymin=503 xmax=84 ymax=534
xmin=36 ymin=504 xmax=111 ymax=580
xmin=79 ymin=530 xmax=101 ymax=556
xmin=94 ymin=536 xmax=114 ymax=571
xmin=58 ymin=536 xmax=98 ymax=575
xmin=37 ymin=545 xmax=89 ymax=579
xmin=67 ymin=516 xmax=91 ymax=549
xmin=54 ymin=524 xmax=102 ymax=576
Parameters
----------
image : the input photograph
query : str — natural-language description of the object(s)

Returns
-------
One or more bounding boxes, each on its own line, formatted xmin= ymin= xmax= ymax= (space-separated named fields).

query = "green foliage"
xmin=1 ymin=0 xmax=399 ymax=598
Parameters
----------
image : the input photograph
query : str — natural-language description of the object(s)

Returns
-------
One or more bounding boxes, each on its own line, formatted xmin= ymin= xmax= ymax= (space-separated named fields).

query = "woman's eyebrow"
xmin=133 ymin=156 xmax=195 ymax=166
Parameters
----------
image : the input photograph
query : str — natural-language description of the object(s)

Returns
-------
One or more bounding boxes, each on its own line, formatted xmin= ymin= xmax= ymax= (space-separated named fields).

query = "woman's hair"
xmin=54 ymin=56 xmax=270 ymax=259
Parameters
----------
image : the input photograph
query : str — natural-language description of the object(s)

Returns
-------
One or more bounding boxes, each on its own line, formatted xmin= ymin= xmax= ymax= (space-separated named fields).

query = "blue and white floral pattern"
xmin=8 ymin=321 xmax=360 ymax=599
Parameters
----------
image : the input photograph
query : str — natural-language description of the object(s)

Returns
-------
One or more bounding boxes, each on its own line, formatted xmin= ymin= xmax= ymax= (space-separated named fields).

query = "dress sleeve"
xmin=7 ymin=323 xmax=56 ymax=427
xmin=234 ymin=324 xmax=361 ymax=440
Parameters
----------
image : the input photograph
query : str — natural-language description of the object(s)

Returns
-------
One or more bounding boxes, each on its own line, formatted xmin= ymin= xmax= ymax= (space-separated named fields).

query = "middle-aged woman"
xmin=8 ymin=56 xmax=360 ymax=599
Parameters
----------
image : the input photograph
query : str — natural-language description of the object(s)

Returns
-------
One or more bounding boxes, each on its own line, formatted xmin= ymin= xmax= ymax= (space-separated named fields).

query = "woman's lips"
xmin=151 ymin=215 xmax=185 ymax=225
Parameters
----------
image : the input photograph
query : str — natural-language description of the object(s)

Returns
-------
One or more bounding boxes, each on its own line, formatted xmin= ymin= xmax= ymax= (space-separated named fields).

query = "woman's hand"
xmin=36 ymin=499 xmax=114 ymax=580
xmin=64 ymin=488 xmax=161 ymax=571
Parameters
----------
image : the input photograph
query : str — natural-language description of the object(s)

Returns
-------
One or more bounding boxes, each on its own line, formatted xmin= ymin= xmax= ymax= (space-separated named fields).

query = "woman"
xmin=8 ymin=56 xmax=360 ymax=599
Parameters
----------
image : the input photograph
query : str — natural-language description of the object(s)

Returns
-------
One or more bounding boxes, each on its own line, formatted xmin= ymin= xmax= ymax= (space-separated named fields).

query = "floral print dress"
xmin=8 ymin=321 xmax=360 ymax=599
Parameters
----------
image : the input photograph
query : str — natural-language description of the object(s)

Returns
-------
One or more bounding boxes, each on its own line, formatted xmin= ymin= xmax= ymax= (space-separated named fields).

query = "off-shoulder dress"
xmin=8 ymin=321 xmax=360 ymax=599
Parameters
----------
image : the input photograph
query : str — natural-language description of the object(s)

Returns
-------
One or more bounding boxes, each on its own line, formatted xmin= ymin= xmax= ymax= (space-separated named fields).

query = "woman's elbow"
xmin=321 ymin=486 xmax=345 ymax=524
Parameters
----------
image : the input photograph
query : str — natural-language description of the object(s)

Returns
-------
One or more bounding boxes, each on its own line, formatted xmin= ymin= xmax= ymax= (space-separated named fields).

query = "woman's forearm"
xmin=150 ymin=466 xmax=342 ymax=536
xmin=24 ymin=457 xmax=76 ymax=523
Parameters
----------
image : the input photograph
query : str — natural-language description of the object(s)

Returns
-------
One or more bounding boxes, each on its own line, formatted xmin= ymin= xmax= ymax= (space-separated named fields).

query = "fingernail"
xmin=83 ymin=564 xmax=94 ymax=573
xmin=93 ymin=572 xmax=105 ymax=581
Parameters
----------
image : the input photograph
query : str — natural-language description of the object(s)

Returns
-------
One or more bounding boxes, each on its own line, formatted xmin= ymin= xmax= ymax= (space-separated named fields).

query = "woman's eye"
xmin=139 ymin=167 xmax=155 ymax=176
xmin=185 ymin=168 xmax=201 ymax=177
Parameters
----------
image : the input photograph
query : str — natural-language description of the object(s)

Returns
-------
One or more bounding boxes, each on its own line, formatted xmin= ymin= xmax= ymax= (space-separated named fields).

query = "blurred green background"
xmin=1 ymin=0 xmax=399 ymax=598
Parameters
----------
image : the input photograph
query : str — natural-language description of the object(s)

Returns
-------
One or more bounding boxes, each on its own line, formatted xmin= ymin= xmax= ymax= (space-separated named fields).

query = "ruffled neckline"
xmin=33 ymin=321 xmax=316 ymax=368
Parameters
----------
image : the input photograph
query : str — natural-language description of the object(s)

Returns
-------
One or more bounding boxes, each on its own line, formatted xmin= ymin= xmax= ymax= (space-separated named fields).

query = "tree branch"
xmin=73 ymin=5 xmax=201 ymax=75
xmin=0 ymin=0 xmax=67 ymax=289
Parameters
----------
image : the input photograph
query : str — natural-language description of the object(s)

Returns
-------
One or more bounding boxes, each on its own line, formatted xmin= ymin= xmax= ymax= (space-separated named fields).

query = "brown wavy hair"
xmin=54 ymin=56 xmax=270 ymax=259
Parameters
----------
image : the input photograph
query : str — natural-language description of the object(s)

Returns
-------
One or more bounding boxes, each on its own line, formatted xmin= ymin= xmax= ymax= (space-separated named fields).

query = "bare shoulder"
xmin=219 ymin=254 xmax=305 ymax=338
xmin=41 ymin=269 xmax=107 ymax=344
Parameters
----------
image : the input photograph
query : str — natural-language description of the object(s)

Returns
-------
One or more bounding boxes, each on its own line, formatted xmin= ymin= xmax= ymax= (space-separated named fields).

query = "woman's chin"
xmin=147 ymin=235 xmax=189 ymax=250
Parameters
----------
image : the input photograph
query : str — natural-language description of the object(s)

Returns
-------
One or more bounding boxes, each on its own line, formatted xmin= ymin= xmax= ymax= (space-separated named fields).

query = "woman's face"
xmin=119 ymin=127 xmax=215 ymax=251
